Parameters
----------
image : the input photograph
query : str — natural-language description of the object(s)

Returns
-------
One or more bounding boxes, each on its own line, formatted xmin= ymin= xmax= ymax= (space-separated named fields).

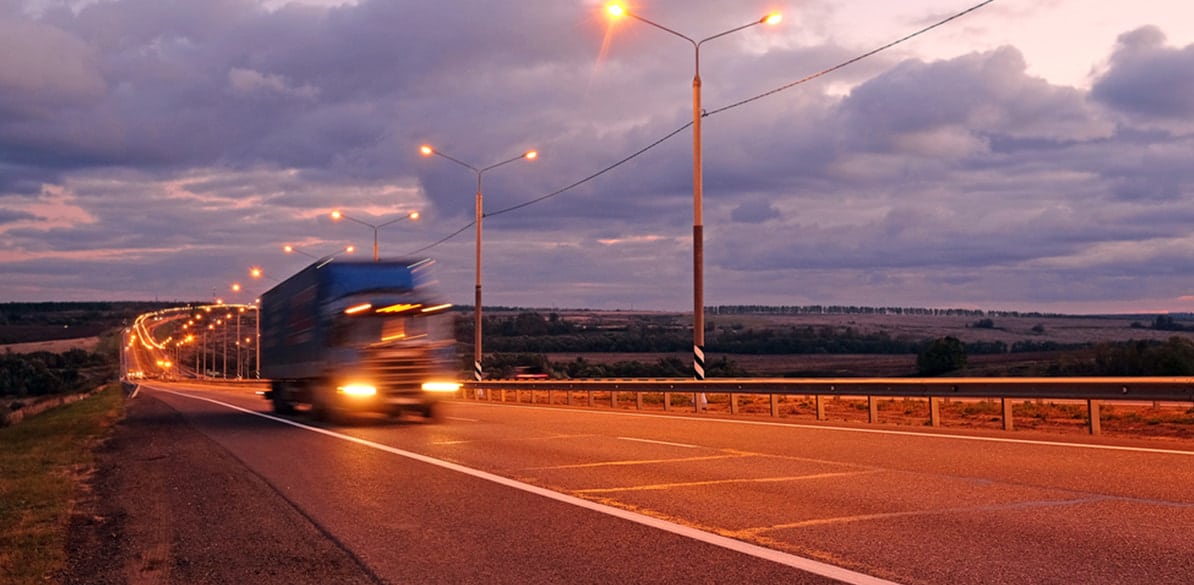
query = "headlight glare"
xmin=338 ymin=384 xmax=377 ymax=397
xmin=422 ymin=381 xmax=461 ymax=393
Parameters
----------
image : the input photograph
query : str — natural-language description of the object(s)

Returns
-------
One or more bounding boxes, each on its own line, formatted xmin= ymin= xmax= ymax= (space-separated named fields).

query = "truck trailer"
xmin=259 ymin=258 xmax=459 ymax=420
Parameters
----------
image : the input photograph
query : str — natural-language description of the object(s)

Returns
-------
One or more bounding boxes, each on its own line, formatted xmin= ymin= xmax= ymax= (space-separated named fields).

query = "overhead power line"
xmin=406 ymin=0 xmax=997 ymax=256
xmin=708 ymin=0 xmax=998 ymax=117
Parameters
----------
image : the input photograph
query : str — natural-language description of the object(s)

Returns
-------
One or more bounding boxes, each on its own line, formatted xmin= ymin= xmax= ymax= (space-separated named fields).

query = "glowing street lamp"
xmin=606 ymin=3 xmax=781 ymax=384
xmin=420 ymin=143 xmax=538 ymax=382
xmin=330 ymin=210 xmax=419 ymax=262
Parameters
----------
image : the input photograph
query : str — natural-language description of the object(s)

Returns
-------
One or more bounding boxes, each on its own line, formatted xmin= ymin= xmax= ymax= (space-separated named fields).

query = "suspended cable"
xmin=407 ymin=0 xmax=997 ymax=255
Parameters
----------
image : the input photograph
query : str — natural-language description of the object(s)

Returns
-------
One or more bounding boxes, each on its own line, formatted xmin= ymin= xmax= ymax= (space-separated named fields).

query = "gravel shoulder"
xmin=59 ymin=392 xmax=380 ymax=585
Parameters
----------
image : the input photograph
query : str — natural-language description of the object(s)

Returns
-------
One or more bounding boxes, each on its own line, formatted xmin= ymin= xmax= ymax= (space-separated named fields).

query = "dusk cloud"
xmin=0 ymin=0 xmax=1192 ymax=315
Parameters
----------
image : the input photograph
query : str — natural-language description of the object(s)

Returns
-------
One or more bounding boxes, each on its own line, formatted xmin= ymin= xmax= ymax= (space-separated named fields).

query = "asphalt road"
xmin=80 ymin=382 xmax=1194 ymax=584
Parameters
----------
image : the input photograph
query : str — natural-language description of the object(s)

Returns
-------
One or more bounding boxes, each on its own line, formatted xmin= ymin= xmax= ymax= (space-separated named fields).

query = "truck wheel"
xmin=421 ymin=403 xmax=442 ymax=423
xmin=272 ymin=396 xmax=295 ymax=415
xmin=310 ymin=383 xmax=332 ymax=421
xmin=270 ymin=382 xmax=295 ymax=414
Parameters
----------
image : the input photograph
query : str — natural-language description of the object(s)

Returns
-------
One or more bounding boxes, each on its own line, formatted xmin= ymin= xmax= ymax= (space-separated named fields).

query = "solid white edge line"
xmin=465 ymin=401 xmax=1194 ymax=457
xmin=156 ymin=388 xmax=901 ymax=585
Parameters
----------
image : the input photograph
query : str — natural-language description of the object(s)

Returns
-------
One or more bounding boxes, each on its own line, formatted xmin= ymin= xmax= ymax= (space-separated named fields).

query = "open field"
xmin=0 ymin=337 xmax=99 ymax=355
xmin=717 ymin=312 xmax=1194 ymax=345
xmin=545 ymin=308 xmax=1194 ymax=346
xmin=545 ymin=351 xmax=1092 ymax=377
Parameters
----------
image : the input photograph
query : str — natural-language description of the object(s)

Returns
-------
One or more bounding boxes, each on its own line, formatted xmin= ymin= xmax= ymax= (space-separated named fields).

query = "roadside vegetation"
xmin=0 ymin=383 xmax=124 ymax=585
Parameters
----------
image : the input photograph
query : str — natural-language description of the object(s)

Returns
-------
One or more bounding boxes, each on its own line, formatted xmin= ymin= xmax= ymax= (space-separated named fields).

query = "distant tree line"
xmin=478 ymin=352 xmax=748 ymax=379
xmin=1132 ymin=315 xmax=1191 ymax=332
xmin=1058 ymin=337 xmax=1194 ymax=376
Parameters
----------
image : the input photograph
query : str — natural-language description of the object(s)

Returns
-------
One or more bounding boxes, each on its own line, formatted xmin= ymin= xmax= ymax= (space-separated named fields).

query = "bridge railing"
xmin=464 ymin=377 xmax=1194 ymax=435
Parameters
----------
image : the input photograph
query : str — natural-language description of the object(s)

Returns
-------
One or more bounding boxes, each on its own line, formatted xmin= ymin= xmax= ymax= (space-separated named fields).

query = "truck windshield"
xmin=330 ymin=314 xmax=435 ymax=347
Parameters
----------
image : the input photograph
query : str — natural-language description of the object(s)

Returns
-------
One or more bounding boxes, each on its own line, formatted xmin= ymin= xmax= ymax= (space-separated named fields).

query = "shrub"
xmin=917 ymin=336 xmax=967 ymax=375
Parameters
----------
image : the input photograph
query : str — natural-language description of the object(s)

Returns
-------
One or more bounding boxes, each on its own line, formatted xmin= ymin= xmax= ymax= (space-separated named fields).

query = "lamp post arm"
xmin=337 ymin=213 xmax=376 ymax=230
xmin=697 ymin=19 xmax=763 ymax=48
xmin=479 ymin=153 xmax=533 ymax=175
xmin=430 ymin=150 xmax=480 ymax=173
xmin=377 ymin=216 xmax=411 ymax=230
xmin=625 ymin=11 xmax=696 ymax=47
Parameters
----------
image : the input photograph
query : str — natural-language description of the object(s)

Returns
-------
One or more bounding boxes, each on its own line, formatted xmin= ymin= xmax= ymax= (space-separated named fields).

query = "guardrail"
xmin=465 ymin=377 xmax=1194 ymax=435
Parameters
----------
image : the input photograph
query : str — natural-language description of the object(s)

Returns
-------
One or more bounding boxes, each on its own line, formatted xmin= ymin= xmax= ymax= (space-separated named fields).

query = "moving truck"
xmin=260 ymin=258 xmax=459 ymax=420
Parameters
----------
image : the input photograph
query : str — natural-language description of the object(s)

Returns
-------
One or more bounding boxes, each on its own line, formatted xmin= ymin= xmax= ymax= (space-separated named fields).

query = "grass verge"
xmin=0 ymin=383 xmax=124 ymax=584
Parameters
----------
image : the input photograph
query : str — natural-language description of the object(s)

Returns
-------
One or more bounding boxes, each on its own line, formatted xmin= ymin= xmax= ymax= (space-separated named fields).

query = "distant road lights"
xmin=419 ymin=143 xmax=539 ymax=382
xmin=606 ymin=3 xmax=781 ymax=387
xmin=330 ymin=210 xmax=420 ymax=262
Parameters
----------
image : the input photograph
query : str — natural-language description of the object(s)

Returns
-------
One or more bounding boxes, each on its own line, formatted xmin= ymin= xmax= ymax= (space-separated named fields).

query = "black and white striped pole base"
xmin=474 ymin=360 xmax=484 ymax=399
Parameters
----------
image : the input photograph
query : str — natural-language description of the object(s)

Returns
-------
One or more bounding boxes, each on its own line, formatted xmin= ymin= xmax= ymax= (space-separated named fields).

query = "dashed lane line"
xmin=575 ymin=470 xmax=881 ymax=494
xmin=524 ymin=454 xmax=743 ymax=471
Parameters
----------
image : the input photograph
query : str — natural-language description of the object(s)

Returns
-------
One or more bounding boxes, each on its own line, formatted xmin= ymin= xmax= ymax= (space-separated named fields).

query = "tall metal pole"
xmin=421 ymin=146 xmax=536 ymax=383
xmin=474 ymin=173 xmax=484 ymax=382
xmin=255 ymin=305 xmax=261 ymax=379
xmin=692 ymin=46 xmax=705 ymax=383
xmin=236 ymin=310 xmax=242 ymax=378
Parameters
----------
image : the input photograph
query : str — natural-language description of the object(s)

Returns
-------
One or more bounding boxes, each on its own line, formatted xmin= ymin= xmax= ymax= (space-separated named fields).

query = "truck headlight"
xmin=338 ymin=384 xmax=377 ymax=397
xmin=421 ymin=381 xmax=460 ymax=393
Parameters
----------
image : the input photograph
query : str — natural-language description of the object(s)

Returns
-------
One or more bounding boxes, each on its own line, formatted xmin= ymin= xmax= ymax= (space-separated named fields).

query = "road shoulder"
xmin=59 ymin=393 xmax=379 ymax=585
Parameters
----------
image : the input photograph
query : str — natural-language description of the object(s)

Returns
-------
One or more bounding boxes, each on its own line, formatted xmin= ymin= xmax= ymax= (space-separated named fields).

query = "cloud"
xmin=0 ymin=207 xmax=38 ymax=224
xmin=0 ymin=0 xmax=1192 ymax=314
xmin=1092 ymin=26 xmax=1194 ymax=120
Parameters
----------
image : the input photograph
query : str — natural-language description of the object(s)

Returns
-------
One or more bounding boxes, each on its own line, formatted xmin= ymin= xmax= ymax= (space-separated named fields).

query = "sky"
xmin=2 ymin=0 xmax=1194 ymax=314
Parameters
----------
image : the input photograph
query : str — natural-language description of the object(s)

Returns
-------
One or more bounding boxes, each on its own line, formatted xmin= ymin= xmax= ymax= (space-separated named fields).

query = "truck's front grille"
xmin=360 ymin=345 xmax=450 ymax=397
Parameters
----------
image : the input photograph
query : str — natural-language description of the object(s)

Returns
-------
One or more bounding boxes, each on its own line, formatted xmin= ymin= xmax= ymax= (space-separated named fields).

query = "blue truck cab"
xmin=260 ymin=258 xmax=458 ymax=421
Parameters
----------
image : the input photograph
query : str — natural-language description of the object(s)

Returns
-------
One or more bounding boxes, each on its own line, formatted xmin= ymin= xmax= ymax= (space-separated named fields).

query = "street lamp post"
xmin=330 ymin=211 xmax=419 ymax=262
xmin=248 ymin=269 xmax=279 ymax=380
xmin=607 ymin=3 xmax=781 ymax=386
xmin=420 ymin=144 xmax=538 ymax=382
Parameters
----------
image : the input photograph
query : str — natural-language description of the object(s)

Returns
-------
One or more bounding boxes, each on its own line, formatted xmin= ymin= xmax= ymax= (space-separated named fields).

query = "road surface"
xmin=69 ymin=381 xmax=1194 ymax=584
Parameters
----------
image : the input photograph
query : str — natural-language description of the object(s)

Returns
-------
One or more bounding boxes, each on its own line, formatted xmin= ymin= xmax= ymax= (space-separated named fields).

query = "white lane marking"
xmin=446 ymin=416 xmax=479 ymax=422
xmin=156 ymin=388 xmax=901 ymax=585
xmin=576 ymin=470 xmax=881 ymax=494
xmin=618 ymin=436 xmax=700 ymax=449
xmin=465 ymin=402 xmax=1194 ymax=457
